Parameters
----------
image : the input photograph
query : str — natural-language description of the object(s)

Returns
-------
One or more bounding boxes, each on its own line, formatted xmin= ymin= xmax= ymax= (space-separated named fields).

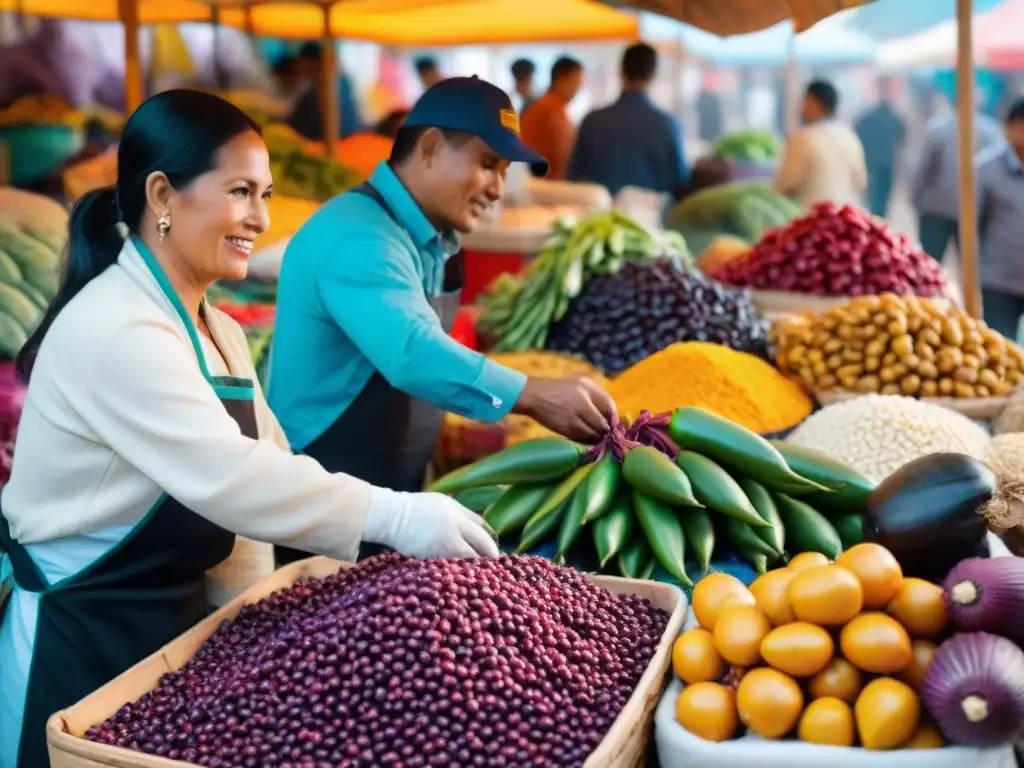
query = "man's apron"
xmin=0 ymin=238 xmax=256 ymax=767
xmin=276 ymin=182 xmax=463 ymax=565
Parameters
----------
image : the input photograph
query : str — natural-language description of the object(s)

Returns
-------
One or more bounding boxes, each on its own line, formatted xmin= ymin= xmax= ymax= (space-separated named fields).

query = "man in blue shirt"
xmin=269 ymin=76 xmax=616 ymax=563
xmin=567 ymin=42 xmax=688 ymax=197
xmin=978 ymin=99 xmax=1024 ymax=340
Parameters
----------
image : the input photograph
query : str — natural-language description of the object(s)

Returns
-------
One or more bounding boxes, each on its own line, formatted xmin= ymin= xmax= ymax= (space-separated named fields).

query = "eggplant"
xmin=863 ymin=453 xmax=994 ymax=583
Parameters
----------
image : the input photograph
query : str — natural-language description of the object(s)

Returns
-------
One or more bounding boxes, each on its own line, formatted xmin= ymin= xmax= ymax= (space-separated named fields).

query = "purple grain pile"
xmin=86 ymin=554 xmax=670 ymax=768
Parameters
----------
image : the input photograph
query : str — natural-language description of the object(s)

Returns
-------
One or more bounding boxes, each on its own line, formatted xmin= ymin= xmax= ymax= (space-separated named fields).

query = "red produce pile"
xmin=86 ymin=554 xmax=669 ymax=768
xmin=713 ymin=202 xmax=946 ymax=297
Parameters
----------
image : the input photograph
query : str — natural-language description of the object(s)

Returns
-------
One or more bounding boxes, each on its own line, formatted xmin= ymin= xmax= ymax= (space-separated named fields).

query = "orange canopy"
xmin=216 ymin=0 xmax=638 ymax=45
xmin=0 ymin=0 xmax=873 ymax=38
xmin=0 ymin=0 xmax=217 ymax=22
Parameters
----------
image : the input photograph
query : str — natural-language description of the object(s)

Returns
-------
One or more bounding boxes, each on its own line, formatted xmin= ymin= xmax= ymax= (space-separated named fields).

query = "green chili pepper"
xmin=722 ymin=516 xmax=778 ymax=559
xmin=555 ymin=486 xmax=590 ymax=560
xmin=483 ymin=483 xmax=556 ymax=536
xmin=668 ymin=407 xmax=829 ymax=494
xmin=737 ymin=477 xmax=786 ymax=555
xmin=453 ymin=485 xmax=507 ymax=513
xmin=616 ymin=537 xmax=652 ymax=579
xmin=679 ymin=508 xmax=715 ymax=572
xmin=429 ymin=438 xmax=583 ymax=493
xmin=772 ymin=493 xmax=843 ymax=559
xmin=633 ymin=491 xmax=693 ymax=587
xmin=622 ymin=445 xmax=702 ymax=509
xmin=676 ymin=451 xmax=769 ymax=528
xmin=770 ymin=440 xmax=876 ymax=512
xmin=829 ymin=512 xmax=865 ymax=550
xmin=517 ymin=496 xmax=572 ymax=553
xmin=592 ymin=502 xmax=635 ymax=568
xmin=580 ymin=453 xmax=623 ymax=523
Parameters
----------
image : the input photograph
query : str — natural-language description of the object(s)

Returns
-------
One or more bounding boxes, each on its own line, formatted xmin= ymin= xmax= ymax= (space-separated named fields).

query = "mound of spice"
xmin=607 ymin=341 xmax=812 ymax=434
xmin=86 ymin=554 xmax=669 ymax=768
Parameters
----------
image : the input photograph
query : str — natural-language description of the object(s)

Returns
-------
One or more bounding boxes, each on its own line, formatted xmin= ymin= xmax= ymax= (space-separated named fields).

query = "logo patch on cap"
xmin=500 ymin=108 xmax=520 ymax=135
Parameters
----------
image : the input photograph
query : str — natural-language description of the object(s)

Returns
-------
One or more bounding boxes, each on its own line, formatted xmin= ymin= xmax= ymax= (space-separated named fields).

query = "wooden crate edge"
xmin=47 ymin=557 xmax=350 ymax=766
xmin=47 ymin=560 xmax=684 ymax=768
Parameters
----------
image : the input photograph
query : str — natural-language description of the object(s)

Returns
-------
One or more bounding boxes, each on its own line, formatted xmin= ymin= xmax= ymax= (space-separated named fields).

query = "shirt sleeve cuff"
xmin=474 ymin=360 xmax=527 ymax=422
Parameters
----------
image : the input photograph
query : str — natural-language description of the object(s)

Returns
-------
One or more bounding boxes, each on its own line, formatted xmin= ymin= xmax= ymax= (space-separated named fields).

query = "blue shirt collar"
xmin=617 ymin=90 xmax=652 ymax=107
xmin=367 ymin=162 xmax=460 ymax=254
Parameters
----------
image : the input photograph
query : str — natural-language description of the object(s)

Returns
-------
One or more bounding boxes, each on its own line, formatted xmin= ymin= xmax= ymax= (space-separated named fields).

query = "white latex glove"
xmin=362 ymin=487 xmax=500 ymax=559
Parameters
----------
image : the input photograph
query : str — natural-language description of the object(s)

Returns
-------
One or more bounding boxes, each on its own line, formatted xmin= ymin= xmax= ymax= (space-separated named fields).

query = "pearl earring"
xmin=157 ymin=212 xmax=171 ymax=240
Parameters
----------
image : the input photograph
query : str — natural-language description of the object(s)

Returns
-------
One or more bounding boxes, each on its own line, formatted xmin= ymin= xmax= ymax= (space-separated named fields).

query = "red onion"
xmin=943 ymin=557 xmax=1024 ymax=644
xmin=922 ymin=632 xmax=1024 ymax=747
xmin=713 ymin=202 xmax=945 ymax=298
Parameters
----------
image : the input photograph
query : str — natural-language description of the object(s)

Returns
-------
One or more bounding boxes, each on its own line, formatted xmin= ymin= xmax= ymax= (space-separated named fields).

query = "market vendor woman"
xmin=0 ymin=90 xmax=499 ymax=768
xmin=268 ymin=76 xmax=617 ymax=565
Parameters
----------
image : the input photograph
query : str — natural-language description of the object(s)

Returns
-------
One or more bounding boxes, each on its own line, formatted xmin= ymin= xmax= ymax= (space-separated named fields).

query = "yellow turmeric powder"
xmin=608 ymin=342 xmax=812 ymax=433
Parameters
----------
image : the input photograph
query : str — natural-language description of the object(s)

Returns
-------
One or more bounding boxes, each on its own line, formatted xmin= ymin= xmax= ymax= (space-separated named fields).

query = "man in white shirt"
xmin=774 ymin=79 xmax=868 ymax=210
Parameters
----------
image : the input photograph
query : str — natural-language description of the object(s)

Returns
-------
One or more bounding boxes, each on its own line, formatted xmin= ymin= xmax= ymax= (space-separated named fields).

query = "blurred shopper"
xmin=520 ymin=57 xmax=583 ymax=179
xmin=568 ymin=43 xmax=687 ymax=196
xmin=977 ymin=99 xmax=1024 ymax=340
xmin=855 ymin=77 xmax=907 ymax=217
xmin=415 ymin=56 xmax=444 ymax=90
xmin=286 ymin=43 xmax=364 ymax=141
xmin=511 ymin=58 xmax=537 ymax=113
xmin=911 ymin=93 xmax=1004 ymax=263
xmin=271 ymin=55 xmax=303 ymax=101
xmin=774 ymin=80 xmax=867 ymax=209
xmin=696 ymin=70 xmax=724 ymax=144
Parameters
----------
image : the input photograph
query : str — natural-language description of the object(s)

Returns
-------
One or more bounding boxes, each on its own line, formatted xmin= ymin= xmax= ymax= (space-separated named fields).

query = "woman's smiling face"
xmin=159 ymin=130 xmax=273 ymax=283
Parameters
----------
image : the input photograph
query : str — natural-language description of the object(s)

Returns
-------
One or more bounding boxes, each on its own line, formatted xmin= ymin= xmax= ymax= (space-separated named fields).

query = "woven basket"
xmin=47 ymin=557 xmax=686 ymax=768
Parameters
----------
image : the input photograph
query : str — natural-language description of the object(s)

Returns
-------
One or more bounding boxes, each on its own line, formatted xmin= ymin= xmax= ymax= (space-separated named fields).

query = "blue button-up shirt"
xmin=267 ymin=163 xmax=527 ymax=451
xmin=567 ymin=91 xmax=688 ymax=196
xmin=979 ymin=147 xmax=1024 ymax=296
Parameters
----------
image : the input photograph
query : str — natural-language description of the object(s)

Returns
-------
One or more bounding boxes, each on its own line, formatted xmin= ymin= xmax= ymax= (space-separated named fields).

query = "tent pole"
xmin=956 ymin=0 xmax=981 ymax=318
xmin=321 ymin=4 xmax=340 ymax=158
xmin=119 ymin=0 xmax=143 ymax=113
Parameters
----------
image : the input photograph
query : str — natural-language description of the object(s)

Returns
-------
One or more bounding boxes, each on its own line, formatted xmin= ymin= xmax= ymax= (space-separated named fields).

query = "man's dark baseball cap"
xmin=404 ymin=75 xmax=549 ymax=176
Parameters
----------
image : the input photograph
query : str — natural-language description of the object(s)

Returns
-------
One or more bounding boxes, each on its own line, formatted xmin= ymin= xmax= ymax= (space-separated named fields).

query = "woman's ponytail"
xmin=15 ymin=185 xmax=124 ymax=383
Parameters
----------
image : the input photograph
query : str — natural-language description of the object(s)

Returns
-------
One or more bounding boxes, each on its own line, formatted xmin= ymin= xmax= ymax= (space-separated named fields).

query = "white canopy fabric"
xmin=641 ymin=12 xmax=876 ymax=65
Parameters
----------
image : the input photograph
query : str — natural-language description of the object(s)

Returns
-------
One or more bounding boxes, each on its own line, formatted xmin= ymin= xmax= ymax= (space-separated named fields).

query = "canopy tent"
xmin=607 ymin=0 xmax=872 ymax=37
xmin=642 ymin=13 xmax=875 ymax=65
xmin=213 ymin=0 xmax=638 ymax=45
xmin=878 ymin=0 xmax=1024 ymax=69
xmin=846 ymin=0 xmax=1003 ymax=40
xmin=0 ymin=0 xmax=217 ymax=22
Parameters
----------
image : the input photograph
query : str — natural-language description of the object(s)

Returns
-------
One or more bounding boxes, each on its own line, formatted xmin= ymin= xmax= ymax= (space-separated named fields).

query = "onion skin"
xmin=943 ymin=557 xmax=1024 ymax=644
xmin=921 ymin=632 xmax=1024 ymax=748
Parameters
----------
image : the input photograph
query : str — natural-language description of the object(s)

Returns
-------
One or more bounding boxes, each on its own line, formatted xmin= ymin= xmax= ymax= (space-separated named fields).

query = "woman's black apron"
xmin=276 ymin=182 xmax=463 ymax=566
xmin=0 ymin=239 xmax=257 ymax=767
